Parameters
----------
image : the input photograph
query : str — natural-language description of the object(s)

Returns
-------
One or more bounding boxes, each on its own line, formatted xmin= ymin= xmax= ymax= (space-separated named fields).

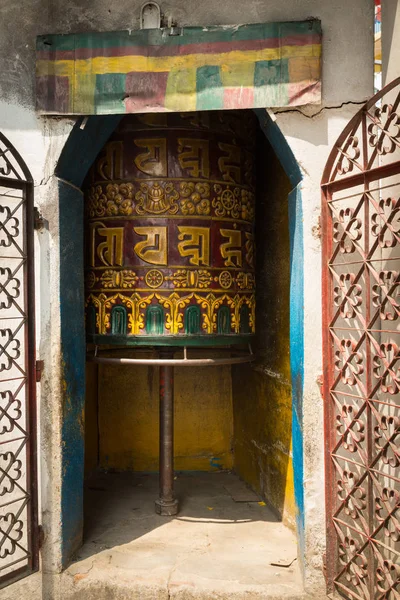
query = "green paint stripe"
xmin=196 ymin=65 xmax=224 ymax=110
xmin=94 ymin=72 xmax=126 ymax=114
xmin=254 ymin=59 xmax=290 ymax=106
xmin=37 ymin=20 xmax=321 ymax=52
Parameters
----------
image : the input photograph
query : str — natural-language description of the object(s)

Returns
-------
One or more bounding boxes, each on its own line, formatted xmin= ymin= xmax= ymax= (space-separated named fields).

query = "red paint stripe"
xmin=223 ymin=87 xmax=255 ymax=109
xmin=36 ymin=34 xmax=320 ymax=61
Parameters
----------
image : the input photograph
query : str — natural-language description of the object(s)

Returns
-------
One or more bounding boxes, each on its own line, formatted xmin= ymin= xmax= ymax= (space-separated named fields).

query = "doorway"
xmin=66 ymin=109 xmax=301 ymax=595
xmin=54 ymin=108 xmax=305 ymax=593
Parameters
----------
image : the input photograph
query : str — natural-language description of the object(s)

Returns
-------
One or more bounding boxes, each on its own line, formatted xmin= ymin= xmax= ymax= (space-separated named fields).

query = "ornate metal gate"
xmin=0 ymin=133 xmax=38 ymax=587
xmin=322 ymin=78 xmax=400 ymax=599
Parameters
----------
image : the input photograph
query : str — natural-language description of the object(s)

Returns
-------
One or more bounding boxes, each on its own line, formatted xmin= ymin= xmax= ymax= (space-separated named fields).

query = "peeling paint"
xmin=251 ymin=439 xmax=293 ymax=458
xmin=252 ymin=364 xmax=291 ymax=386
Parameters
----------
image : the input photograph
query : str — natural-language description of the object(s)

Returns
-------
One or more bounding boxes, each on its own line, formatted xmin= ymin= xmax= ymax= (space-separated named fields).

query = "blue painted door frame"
xmin=255 ymin=110 xmax=304 ymax=557
xmin=55 ymin=111 xmax=305 ymax=567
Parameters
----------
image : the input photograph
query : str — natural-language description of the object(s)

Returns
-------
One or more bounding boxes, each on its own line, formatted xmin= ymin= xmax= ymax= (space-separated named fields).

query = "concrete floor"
xmin=58 ymin=471 xmax=307 ymax=600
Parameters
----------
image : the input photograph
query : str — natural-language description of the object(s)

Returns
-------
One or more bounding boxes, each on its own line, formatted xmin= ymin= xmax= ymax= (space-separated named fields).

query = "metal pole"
xmin=155 ymin=349 xmax=178 ymax=516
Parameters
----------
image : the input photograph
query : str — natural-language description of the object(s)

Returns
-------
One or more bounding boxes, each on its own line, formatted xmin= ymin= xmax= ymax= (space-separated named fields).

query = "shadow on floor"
xmin=76 ymin=470 xmax=295 ymax=564
xmin=63 ymin=472 xmax=302 ymax=598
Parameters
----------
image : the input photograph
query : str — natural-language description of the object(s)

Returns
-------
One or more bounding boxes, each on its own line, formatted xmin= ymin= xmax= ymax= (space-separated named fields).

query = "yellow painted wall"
xmin=232 ymin=135 xmax=295 ymax=527
xmin=85 ymin=351 xmax=233 ymax=473
xmin=84 ymin=361 xmax=99 ymax=475
xmin=84 ymin=127 xmax=295 ymax=526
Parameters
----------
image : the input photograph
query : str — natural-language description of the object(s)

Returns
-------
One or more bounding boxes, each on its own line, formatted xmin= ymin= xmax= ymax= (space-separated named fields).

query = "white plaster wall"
xmin=382 ymin=0 xmax=400 ymax=86
xmin=0 ymin=104 xmax=76 ymax=596
xmin=0 ymin=0 xmax=374 ymax=597
xmin=274 ymin=104 xmax=364 ymax=594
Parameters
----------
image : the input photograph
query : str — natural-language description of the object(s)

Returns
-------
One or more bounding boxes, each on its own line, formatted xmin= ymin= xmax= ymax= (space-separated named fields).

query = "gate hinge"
xmin=35 ymin=360 xmax=44 ymax=383
xmin=38 ymin=524 xmax=45 ymax=549
xmin=34 ymin=207 xmax=45 ymax=231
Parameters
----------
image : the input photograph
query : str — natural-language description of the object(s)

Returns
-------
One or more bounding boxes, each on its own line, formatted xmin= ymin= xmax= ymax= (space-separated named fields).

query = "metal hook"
xmin=140 ymin=1 xmax=161 ymax=29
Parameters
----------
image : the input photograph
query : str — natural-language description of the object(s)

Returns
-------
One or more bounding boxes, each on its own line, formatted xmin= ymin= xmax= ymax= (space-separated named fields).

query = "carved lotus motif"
xmin=135 ymin=182 xmax=179 ymax=215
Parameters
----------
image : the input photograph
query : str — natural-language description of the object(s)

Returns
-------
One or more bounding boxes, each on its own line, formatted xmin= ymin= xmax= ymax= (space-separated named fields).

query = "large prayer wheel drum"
xmin=84 ymin=111 xmax=256 ymax=346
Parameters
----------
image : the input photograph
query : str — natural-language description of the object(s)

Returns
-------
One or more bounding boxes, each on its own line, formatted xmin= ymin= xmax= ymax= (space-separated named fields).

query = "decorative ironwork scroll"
xmin=322 ymin=78 xmax=400 ymax=599
xmin=84 ymin=111 xmax=256 ymax=345
xmin=0 ymin=133 xmax=38 ymax=588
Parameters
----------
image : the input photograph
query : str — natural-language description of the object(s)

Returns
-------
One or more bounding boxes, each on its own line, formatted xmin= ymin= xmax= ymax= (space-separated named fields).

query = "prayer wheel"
xmin=84 ymin=111 xmax=256 ymax=346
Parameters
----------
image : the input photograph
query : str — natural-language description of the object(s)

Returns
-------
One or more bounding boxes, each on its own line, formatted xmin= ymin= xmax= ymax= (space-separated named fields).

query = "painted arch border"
xmin=55 ymin=110 xmax=305 ymax=568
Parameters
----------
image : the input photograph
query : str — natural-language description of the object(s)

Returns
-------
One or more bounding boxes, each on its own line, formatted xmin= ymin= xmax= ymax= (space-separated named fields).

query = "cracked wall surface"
xmin=0 ymin=0 xmax=373 ymax=110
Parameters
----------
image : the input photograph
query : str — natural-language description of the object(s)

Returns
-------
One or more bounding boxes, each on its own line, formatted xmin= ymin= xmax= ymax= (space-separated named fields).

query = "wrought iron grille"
xmin=0 ymin=132 xmax=38 ymax=588
xmin=322 ymin=78 xmax=400 ymax=600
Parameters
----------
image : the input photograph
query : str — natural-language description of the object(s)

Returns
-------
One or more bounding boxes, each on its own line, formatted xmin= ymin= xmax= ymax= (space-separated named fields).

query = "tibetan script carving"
xmin=218 ymin=143 xmax=241 ymax=184
xmin=177 ymin=226 xmax=210 ymax=266
xmin=220 ymin=229 xmax=242 ymax=267
xmin=90 ymin=222 xmax=124 ymax=267
xmin=134 ymin=226 xmax=168 ymax=265
xmin=134 ymin=138 xmax=167 ymax=176
xmin=178 ymin=139 xmax=210 ymax=178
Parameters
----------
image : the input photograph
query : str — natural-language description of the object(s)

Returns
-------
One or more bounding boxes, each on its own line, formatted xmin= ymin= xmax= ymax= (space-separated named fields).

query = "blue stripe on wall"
xmin=254 ymin=109 xmax=305 ymax=561
xmin=288 ymin=184 xmax=305 ymax=556
xmin=59 ymin=179 xmax=86 ymax=562
xmin=57 ymin=115 xmax=124 ymax=566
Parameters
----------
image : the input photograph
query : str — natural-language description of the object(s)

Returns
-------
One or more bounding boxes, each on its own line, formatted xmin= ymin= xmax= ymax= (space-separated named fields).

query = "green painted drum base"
xmin=87 ymin=334 xmax=254 ymax=347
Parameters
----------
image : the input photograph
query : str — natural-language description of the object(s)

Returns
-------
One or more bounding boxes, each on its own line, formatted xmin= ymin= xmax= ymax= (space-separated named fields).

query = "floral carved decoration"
xmin=371 ymin=197 xmax=400 ymax=249
xmin=180 ymin=182 xmax=210 ymax=215
xmin=333 ymin=273 xmax=362 ymax=319
xmin=368 ymin=104 xmax=400 ymax=156
xmin=0 ymin=206 xmax=19 ymax=248
xmin=0 ymin=452 xmax=22 ymax=496
xmin=213 ymin=185 xmax=241 ymax=218
xmin=372 ymin=342 xmax=400 ymax=395
xmin=0 ymin=268 xmax=20 ymax=310
xmin=0 ymin=391 xmax=21 ymax=435
xmin=372 ymin=270 xmax=400 ymax=321
xmin=334 ymin=338 xmax=364 ymax=387
xmin=87 ymin=183 xmax=135 ymax=217
xmin=333 ymin=208 xmax=362 ymax=254
xmin=374 ymin=414 xmax=400 ymax=469
xmin=0 ymin=513 xmax=23 ymax=558
xmin=337 ymin=136 xmax=361 ymax=175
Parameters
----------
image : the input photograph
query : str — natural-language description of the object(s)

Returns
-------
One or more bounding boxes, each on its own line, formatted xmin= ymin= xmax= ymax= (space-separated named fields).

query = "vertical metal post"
xmin=155 ymin=349 xmax=178 ymax=515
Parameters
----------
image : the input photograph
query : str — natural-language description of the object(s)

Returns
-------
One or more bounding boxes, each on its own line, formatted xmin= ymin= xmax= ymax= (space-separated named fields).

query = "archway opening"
xmin=55 ymin=108 xmax=304 ymax=595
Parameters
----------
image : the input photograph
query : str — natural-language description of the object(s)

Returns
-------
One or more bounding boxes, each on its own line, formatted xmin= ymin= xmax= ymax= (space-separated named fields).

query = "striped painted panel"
xmin=36 ymin=20 xmax=322 ymax=115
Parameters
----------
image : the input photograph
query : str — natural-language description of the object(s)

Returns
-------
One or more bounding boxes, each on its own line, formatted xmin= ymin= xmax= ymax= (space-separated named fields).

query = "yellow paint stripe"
xmin=165 ymin=68 xmax=197 ymax=112
xmin=220 ymin=62 xmax=255 ymax=87
xmin=36 ymin=44 xmax=321 ymax=78
xmin=73 ymin=74 xmax=96 ymax=113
